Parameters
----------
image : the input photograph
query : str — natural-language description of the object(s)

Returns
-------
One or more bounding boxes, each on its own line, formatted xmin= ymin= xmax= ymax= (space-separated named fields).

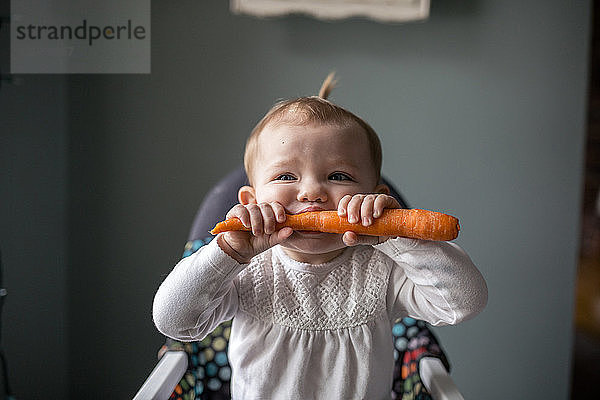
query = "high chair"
xmin=136 ymin=167 xmax=464 ymax=400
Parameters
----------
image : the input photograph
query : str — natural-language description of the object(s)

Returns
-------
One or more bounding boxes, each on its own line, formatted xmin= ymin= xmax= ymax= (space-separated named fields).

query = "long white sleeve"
xmin=152 ymin=238 xmax=245 ymax=341
xmin=376 ymin=237 xmax=488 ymax=326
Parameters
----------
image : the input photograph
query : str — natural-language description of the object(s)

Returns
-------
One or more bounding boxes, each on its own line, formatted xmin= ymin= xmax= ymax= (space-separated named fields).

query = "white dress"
xmin=153 ymin=237 xmax=487 ymax=400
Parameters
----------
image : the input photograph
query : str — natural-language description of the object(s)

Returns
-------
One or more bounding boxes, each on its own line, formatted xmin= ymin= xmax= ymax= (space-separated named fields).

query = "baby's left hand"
xmin=337 ymin=193 xmax=401 ymax=246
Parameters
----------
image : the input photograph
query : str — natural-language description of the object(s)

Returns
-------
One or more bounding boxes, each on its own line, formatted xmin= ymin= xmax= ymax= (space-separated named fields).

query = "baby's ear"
xmin=375 ymin=183 xmax=390 ymax=195
xmin=238 ymin=185 xmax=257 ymax=205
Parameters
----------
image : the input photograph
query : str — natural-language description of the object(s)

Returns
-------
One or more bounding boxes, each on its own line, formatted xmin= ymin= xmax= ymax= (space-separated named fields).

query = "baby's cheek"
xmin=255 ymin=186 xmax=294 ymax=207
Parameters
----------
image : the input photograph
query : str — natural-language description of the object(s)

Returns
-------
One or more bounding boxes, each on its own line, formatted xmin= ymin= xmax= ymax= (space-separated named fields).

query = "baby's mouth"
xmin=294 ymin=229 xmax=333 ymax=238
xmin=294 ymin=206 xmax=326 ymax=214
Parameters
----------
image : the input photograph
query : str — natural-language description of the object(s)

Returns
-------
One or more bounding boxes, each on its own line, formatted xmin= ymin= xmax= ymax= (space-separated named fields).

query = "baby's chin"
xmin=279 ymin=232 xmax=346 ymax=263
xmin=287 ymin=230 xmax=342 ymax=247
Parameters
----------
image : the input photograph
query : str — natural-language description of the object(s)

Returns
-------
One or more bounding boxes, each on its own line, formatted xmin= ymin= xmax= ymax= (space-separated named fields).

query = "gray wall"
xmin=0 ymin=77 xmax=69 ymax=399
xmin=1 ymin=0 xmax=69 ymax=396
xmin=1 ymin=0 xmax=590 ymax=398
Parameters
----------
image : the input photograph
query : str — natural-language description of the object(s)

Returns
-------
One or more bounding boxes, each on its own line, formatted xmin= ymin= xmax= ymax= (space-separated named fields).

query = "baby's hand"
xmin=337 ymin=193 xmax=400 ymax=246
xmin=217 ymin=202 xmax=293 ymax=264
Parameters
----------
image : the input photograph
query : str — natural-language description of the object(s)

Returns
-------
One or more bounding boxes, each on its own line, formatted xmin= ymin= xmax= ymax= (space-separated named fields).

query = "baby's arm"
xmin=379 ymin=238 xmax=488 ymax=326
xmin=153 ymin=201 xmax=292 ymax=341
xmin=337 ymin=193 xmax=486 ymax=324
xmin=152 ymin=239 xmax=244 ymax=341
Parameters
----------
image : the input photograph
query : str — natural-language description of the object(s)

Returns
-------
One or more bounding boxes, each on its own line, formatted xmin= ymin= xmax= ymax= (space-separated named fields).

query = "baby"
xmin=153 ymin=76 xmax=487 ymax=400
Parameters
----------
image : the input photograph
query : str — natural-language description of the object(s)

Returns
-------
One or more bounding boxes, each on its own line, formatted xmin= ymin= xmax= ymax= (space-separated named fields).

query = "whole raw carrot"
xmin=210 ymin=209 xmax=460 ymax=241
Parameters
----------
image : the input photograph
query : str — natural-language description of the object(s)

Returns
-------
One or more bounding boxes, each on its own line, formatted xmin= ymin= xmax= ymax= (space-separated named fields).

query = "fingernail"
xmin=362 ymin=217 xmax=371 ymax=226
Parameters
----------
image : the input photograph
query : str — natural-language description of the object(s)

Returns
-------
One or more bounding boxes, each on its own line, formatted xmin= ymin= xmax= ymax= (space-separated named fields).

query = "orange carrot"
xmin=210 ymin=209 xmax=460 ymax=241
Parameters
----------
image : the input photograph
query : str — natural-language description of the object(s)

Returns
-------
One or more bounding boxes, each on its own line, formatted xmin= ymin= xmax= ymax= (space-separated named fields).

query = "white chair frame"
xmin=133 ymin=351 xmax=464 ymax=400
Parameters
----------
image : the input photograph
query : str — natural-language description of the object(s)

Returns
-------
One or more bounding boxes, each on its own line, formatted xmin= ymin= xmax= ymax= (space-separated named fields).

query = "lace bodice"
xmin=235 ymin=246 xmax=392 ymax=330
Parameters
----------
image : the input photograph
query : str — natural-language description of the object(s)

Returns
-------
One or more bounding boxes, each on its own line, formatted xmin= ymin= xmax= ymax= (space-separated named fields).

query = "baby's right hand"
xmin=217 ymin=202 xmax=293 ymax=264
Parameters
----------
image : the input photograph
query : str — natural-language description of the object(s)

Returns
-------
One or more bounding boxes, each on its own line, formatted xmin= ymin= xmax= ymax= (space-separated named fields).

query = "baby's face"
xmin=243 ymin=122 xmax=383 ymax=263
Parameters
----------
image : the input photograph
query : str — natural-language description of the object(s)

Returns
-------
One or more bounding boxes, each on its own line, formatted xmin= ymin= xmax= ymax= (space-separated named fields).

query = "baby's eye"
xmin=328 ymin=172 xmax=353 ymax=181
xmin=275 ymin=174 xmax=296 ymax=181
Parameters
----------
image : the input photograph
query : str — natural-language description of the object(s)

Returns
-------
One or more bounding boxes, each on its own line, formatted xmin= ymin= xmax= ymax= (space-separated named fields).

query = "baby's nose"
xmin=297 ymin=183 xmax=327 ymax=203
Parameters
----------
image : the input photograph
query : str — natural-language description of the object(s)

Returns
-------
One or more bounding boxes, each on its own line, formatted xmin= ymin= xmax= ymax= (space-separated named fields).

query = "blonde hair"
xmin=244 ymin=73 xmax=383 ymax=184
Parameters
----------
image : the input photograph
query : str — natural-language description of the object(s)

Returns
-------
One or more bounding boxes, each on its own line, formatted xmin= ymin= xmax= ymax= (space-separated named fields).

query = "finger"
xmin=360 ymin=195 xmax=376 ymax=226
xmin=270 ymin=202 xmax=287 ymax=224
xmin=251 ymin=227 xmax=294 ymax=256
xmin=373 ymin=195 xmax=401 ymax=218
xmin=347 ymin=195 xmax=366 ymax=224
xmin=270 ymin=227 xmax=293 ymax=247
xmin=226 ymin=204 xmax=251 ymax=228
xmin=259 ymin=203 xmax=277 ymax=235
xmin=337 ymin=195 xmax=353 ymax=217
xmin=342 ymin=231 xmax=359 ymax=246
xmin=342 ymin=231 xmax=380 ymax=246
xmin=246 ymin=204 xmax=263 ymax=235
